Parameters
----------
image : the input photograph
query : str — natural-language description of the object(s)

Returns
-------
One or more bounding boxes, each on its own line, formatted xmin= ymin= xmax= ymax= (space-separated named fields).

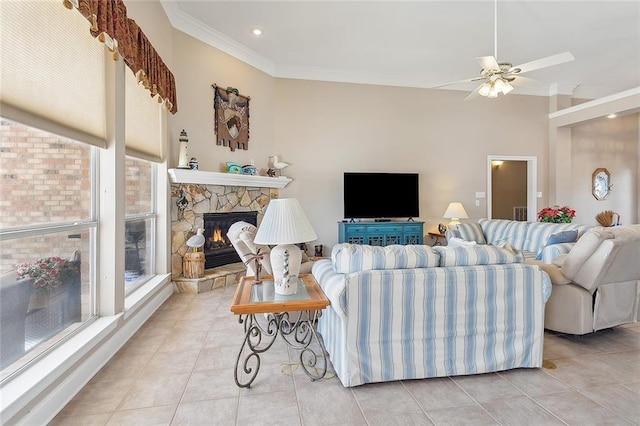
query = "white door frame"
xmin=487 ymin=155 xmax=537 ymax=222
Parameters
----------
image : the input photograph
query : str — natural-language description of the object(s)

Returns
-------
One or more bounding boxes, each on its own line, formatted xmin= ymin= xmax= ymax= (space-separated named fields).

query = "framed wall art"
xmin=212 ymin=85 xmax=250 ymax=151
xmin=592 ymin=167 xmax=611 ymax=200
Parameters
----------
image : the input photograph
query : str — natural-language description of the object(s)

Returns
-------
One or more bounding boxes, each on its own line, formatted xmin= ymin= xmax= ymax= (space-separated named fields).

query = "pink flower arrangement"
xmin=537 ymin=206 xmax=576 ymax=223
xmin=16 ymin=256 xmax=78 ymax=289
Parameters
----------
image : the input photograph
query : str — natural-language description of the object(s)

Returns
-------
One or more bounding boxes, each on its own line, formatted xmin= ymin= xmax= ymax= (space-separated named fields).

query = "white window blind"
xmin=0 ymin=0 xmax=106 ymax=148
xmin=125 ymin=69 xmax=163 ymax=162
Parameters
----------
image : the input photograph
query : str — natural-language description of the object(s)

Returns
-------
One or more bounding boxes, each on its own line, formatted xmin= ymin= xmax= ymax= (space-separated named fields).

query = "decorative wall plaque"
xmin=212 ymin=85 xmax=250 ymax=151
xmin=592 ymin=167 xmax=611 ymax=200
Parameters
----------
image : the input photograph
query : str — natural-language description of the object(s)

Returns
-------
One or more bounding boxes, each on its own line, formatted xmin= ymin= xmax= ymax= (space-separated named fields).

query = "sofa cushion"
xmin=447 ymin=237 xmax=477 ymax=248
xmin=535 ymin=230 xmax=578 ymax=260
xmin=434 ymin=245 xmax=525 ymax=267
xmin=455 ymin=223 xmax=486 ymax=244
xmin=536 ymin=242 xmax=575 ymax=264
xmin=479 ymin=219 xmax=528 ymax=249
xmin=497 ymin=241 xmax=527 ymax=258
xmin=546 ymin=229 xmax=579 ymax=246
xmin=523 ymin=222 xmax=590 ymax=254
xmin=332 ymin=243 xmax=439 ymax=274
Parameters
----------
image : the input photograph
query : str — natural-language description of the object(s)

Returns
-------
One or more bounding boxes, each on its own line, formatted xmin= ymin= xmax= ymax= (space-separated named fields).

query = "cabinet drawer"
xmin=368 ymin=226 xmax=403 ymax=233
xmin=345 ymin=226 xmax=366 ymax=235
xmin=403 ymin=225 xmax=423 ymax=233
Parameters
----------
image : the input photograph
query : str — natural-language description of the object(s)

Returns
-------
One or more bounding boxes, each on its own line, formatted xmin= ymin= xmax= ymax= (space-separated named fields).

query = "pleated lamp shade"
xmin=254 ymin=198 xmax=317 ymax=295
xmin=443 ymin=202 xmax=469 ymax=228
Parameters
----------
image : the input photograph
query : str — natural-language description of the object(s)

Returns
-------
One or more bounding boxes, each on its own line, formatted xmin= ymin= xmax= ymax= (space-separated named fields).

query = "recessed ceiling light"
xmin=607 ymin=113 xmax=617 ymax=119
xmin=252 ymin=28 xmax=262 ymax=36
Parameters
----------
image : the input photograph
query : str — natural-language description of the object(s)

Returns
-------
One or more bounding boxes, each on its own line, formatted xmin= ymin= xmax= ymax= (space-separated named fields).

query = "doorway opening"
xmin=487 ymin=156 xmax=537 ymax=222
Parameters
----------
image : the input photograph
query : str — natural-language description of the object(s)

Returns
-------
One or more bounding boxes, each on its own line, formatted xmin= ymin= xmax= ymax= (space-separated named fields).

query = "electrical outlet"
xmin=475 ymin=200 xmax=480 ymax=206
xmin=537 ymin=192 xmax=542 ymax=198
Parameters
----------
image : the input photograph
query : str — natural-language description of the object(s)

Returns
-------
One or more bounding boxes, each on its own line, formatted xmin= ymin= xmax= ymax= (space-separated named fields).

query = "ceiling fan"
xmin=434 ymin=0 xmax=574 ymax=101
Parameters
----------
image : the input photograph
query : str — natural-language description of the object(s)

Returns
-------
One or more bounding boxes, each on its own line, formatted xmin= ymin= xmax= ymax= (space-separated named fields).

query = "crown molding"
xmin=159 ymin=1 xmax=276 ymax=75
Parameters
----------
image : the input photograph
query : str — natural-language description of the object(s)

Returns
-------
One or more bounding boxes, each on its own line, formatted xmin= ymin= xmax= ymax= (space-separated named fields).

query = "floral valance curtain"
xmin=64 ymin=0 xmax=178 ymax=114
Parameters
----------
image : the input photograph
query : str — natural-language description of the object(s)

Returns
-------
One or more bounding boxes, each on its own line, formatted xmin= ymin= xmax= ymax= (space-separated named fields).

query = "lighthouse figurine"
xmin=177 ymin=129 xmax=190 ymax=169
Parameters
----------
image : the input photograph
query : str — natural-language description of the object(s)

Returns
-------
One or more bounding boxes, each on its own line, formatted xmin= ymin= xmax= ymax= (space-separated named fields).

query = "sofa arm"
xmin=537 ymin=242 xmax=575 ymax=264
xmin=311 ymin=259 xmax=347 ymax=321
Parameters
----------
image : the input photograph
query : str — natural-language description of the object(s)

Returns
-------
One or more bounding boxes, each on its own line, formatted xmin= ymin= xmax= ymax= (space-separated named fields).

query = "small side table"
xmin=428 ymin=232 xmax=446 ymax=246
xmin=229 ymin=274 xmax=330 ymax=388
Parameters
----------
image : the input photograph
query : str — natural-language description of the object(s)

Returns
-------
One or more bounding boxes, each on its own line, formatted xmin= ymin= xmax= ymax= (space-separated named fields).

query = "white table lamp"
xmin=443 ymin=202 xmax=469 ymax=229
xmin=254 ymin=198 xmax=317 ymax=295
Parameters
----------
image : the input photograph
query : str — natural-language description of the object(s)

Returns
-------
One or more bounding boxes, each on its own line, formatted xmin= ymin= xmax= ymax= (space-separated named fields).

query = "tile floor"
xmin=52 ymin=283 xmax=640 ymax=425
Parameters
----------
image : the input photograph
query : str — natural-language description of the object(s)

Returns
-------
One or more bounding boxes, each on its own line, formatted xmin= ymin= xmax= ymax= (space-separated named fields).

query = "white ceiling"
xmin=160 ymin=1 xmax=640 ymax=100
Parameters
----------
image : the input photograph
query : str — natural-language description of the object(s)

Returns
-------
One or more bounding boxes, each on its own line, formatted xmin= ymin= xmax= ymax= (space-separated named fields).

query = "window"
xmin=0 ymin=0 xmax=165 ymax=380
xmin=0 ymin=119 xmax=96 ymax=375
xmin=124 ymin=157 xmax=156 ymax=294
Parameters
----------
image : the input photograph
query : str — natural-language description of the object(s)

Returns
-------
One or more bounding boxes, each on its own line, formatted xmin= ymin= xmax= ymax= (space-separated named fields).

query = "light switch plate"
xmin=475 ymin=192 xmax=486 ymax=198
xmin=537 ymin=192 xmax=542 ymax=198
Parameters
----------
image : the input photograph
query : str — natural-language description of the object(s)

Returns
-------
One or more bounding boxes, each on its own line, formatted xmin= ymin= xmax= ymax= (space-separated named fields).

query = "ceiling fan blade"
xmin=476 ymin=56 xmax=500 ymax=71
xmin=510 ymin=52 xmax=574 ymax=74
xmin=511 ymin=75 xmax=546 ymax=87
xmin=463 ymin=85 xmax=483 ymax=102
xmin=432 ymin=76 xmax=484 ymax=88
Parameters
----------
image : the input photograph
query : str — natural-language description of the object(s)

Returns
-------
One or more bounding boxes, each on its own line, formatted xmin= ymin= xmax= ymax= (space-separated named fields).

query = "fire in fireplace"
xmin=203 ymin=211 xmax=258 ymax=269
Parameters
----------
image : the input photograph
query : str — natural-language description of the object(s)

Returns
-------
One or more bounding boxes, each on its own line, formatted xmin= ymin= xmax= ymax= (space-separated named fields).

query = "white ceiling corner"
xmin=159 ymin=1 xmax=640 ymax=100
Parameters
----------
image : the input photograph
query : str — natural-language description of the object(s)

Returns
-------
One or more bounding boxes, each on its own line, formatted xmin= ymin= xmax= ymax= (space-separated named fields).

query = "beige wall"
xmin=169 ymin=30 xmax=277 ymax=174
xmin=141 ymin=2 xmax=638 ymax=252
xmin=272 ymin=79 xmax=549 ymax=249
xmin=570 ymin=114 xmax=639 ymax=225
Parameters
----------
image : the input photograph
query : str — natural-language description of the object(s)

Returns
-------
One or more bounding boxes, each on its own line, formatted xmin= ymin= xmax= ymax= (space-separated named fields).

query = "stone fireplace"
xmin=169 ymin=168 xmax=291 ymax=291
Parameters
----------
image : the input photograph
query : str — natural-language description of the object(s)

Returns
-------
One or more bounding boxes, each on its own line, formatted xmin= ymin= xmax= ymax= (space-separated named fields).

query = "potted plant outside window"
xmin=15 ymin=256 xmax=81 ymax=338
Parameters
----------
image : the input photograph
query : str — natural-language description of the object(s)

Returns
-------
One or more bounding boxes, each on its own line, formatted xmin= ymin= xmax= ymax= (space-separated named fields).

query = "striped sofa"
xmin=312 ymin=243 xmax=551 ymax=387
xmin=449 ymin=219 xmax=592 ymax=263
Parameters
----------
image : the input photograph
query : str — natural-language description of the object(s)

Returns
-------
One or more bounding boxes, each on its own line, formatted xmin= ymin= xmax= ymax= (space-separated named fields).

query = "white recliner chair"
xmin=227 ymin=221 xmax=315 ymax=279
xmin=528 ymin=224 xmax=640 ymax=335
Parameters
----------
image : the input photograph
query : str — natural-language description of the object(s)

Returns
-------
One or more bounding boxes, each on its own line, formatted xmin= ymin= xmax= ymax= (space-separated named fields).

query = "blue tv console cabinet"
xmin=338 ymin=221 xmax=424 ymax=246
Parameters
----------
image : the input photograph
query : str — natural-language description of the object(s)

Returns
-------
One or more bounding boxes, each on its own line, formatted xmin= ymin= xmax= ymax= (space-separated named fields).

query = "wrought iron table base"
xmin=234 ymin=310 xmax=327 ymax=388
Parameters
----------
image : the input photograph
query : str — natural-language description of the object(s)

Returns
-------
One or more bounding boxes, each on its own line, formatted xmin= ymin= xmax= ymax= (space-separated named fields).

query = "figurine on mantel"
xmin=188 ymin=157 xmax=198 ymax=170
xmin=177 ymin=130 xmax=190 ymax=169
xmin=267 ymin=155 xmax=289 ymax=177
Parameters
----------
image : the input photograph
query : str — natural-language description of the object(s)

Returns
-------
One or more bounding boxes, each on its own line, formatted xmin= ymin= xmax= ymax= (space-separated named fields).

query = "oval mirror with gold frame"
xmin=592 ymin=168 xmax=611 ymax=200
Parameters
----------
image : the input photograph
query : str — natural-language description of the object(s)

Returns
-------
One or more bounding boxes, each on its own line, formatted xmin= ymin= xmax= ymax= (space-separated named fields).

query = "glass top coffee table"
xmin=230 ymin=274 xmax=330 ymax=388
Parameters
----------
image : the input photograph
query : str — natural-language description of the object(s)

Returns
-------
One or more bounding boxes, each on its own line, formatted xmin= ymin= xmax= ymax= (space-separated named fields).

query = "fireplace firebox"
xmin=203 ymin=211 xmax=258 ymax=269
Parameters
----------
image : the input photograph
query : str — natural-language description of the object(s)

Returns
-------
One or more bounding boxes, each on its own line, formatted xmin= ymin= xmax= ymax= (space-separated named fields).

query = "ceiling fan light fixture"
xmin=502 ymin=81 xmax=514 ymax=95
xmin=487 ymin=88 xmax=499 ymax=98
xmin=479 ymin=82 xmax=492 ymax=97
xmin=494 ymin=78 xmax=505 ymax=92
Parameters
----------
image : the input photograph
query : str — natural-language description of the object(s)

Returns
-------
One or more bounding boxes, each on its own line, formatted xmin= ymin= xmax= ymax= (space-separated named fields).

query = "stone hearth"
xmin=172 ymin=262 xmax=246 ymax=293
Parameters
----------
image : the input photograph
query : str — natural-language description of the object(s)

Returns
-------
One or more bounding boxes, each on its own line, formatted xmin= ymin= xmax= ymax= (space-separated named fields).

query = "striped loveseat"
xmin=312 ymin=243 xmax=551 ymax=387
xmin=449 ymin=219 xmax=592 ymax=263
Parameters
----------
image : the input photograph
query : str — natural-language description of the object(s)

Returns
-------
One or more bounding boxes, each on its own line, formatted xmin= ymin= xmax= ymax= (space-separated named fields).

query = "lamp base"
xmin=448 ymin=219 xmax=461 ymax=229
xmin=270 ymin=244 xmax=302 ymax=295
xmin=274 ymin=276 xmax=298 ymax=295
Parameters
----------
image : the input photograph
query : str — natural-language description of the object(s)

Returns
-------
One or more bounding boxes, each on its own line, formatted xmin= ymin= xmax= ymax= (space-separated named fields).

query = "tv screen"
xmin=344 ymin=172 xmax=419 ymax=219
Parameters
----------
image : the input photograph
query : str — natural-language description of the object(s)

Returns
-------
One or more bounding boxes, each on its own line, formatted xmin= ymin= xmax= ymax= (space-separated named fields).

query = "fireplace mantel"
xmin=168 ymin=168 xmax=291 ymax=189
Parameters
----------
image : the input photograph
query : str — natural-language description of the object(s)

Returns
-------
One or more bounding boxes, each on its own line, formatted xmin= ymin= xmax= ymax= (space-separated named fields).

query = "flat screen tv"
xmin=344 ymin=172 xmax=419 ymax=220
